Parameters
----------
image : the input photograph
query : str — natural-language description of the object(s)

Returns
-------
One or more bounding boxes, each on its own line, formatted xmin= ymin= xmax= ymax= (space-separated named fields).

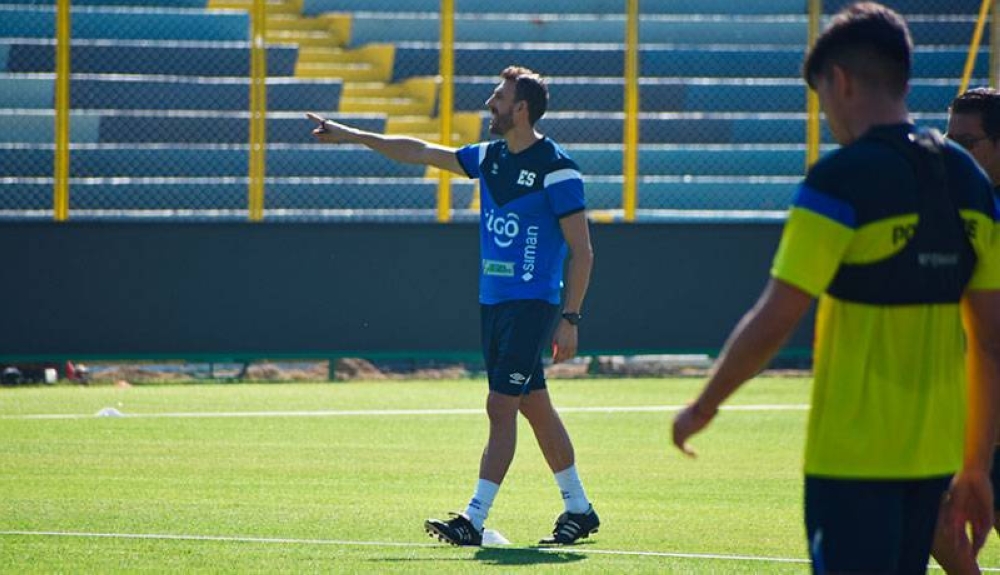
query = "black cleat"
xmin=424 ymin=512 xmax=483 ymax=546
xmin=538 ymin=505 xmax=600 ymax=545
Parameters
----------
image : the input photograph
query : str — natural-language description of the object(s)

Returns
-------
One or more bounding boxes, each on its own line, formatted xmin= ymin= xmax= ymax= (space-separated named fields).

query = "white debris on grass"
xmin=482 ymin=529 xmax=511 ymax=545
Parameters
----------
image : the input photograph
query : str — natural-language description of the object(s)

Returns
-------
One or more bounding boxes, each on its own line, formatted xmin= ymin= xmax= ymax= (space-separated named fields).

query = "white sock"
xmin=464 ymin=479 xmax=500 ymax=531
xmin=554 ymin=465 xmax=591 ymax=514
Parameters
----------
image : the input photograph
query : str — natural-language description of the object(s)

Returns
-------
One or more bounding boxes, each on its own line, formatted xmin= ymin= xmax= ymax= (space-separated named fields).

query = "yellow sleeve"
xmin=771 ymin=206 xmax=855 ymax=297
xmin=968 ymin=207 xmax=1000 ymax=291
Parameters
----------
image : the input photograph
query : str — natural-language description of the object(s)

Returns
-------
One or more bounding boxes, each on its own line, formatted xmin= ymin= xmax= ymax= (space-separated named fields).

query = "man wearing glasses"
xmin=934 ymin=87 xmax=1000 ymax=574
xmin=948 ymin=88 xmax=1000 ymax=195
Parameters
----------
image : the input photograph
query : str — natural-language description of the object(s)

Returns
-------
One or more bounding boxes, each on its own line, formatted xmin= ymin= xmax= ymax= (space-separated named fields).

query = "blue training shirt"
xmin=456 ymin=137 xmax=586 ymax=305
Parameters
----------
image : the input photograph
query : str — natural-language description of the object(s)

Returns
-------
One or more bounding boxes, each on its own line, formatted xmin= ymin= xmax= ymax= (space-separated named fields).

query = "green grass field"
xmin=2 ymin=377 xmax=998 ymax=573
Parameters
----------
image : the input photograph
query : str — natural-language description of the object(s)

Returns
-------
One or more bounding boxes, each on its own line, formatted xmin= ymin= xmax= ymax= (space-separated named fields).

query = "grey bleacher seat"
xmin=0 ymin=0 xmax=208 ymax=6
xmin=556 ymin=145 xmax=810 ymax=177
xmin=303 ymin=0 xmax=809 ymax=17
xmin=394 ymin=44 xmax=987 ymax=81
xmin=534 ymin=114 xmax=827 ymax=145
xmin=0 ymin=145 xmax=429 ymax=177
xmin=0 ymin=112 xmax=101 ymax=142
xmin=0 ymin=75 xmax=343 ymax=111
xmin=94 ymin=114 xmax=384 ymax=144
xmin=585 ymin=178 xmax=798 ymax=211
xmin=1 ymin=179 xmax=476 ymax=210
xmin=0 ymin=5 xmax=249 ymax=41
xmin=28 ymin=112 xmax=830 ymax=146
xmin=824 ymin=0 xmax=982 ymax=15
xmin=0 ymin=75 xmax=53 ymax=107
xmin=304 ymin=0 xmax=983 ymax=17
xmin=347 ymin=14 xmax=810 ymax=47
xmin=0 ymin=0 xmax=983 ymax=217
xmin=0 ymin=144 xmax=811 ymax=178
xmin=1 ymin=40 xmax=300 ymax=76
xmin=0 ymin=111 xmax=379 ymax=144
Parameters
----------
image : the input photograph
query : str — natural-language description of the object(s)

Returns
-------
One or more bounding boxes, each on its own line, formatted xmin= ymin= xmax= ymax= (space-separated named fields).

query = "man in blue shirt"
xmin=307 ymin=66 xmax=598 ymax=546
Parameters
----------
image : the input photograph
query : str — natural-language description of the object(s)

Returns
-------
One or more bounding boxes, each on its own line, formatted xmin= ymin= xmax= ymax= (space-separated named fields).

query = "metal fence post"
xmin=437 ymin=0 xmax=455 ymax=223
xmin=248 ymin=0 xmax=268 ymax=221
xmin=53 ymin=0 xmax=71 ymax=221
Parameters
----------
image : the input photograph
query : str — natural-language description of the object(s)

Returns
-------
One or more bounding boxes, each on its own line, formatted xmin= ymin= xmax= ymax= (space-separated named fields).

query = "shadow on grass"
xmin=368 ymin=545 xmax=588 ymax=566
xmin=474 ymin=546 xmax=587 ymax=565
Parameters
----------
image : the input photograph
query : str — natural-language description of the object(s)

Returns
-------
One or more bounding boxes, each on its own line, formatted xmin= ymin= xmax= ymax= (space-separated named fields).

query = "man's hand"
xmin=306 ymin=112 xmax=355 ymax=144
xmin=672 ymin=402 xmax=717 ymax=458
xmin=552 ymin=321 xmax=578 ymax=364
xmin=943 ymin=469 xmax=995 ymax=561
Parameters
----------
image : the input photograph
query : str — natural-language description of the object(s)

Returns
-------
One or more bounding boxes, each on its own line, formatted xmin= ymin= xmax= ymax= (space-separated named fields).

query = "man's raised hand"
xmin=307 ymin=112 xmax=354 ymax=143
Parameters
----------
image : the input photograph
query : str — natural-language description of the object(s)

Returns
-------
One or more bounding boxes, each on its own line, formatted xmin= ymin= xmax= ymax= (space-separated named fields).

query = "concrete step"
xmin=209 ymin=0 xmax=302 ymax=16
xmin=340 ymin=76 xmax=437 ymax=115
xmin=266 ymin=29 xmax=338 ymax=47
xmin=386 ymin=112 xmax=482 ymax=145
xmin=296 ymin=44 xmax=394 ymax=81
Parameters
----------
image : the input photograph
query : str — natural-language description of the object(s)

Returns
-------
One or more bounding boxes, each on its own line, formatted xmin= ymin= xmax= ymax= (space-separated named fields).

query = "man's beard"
xmin=489 ymin=110 xmax=513 ymax=135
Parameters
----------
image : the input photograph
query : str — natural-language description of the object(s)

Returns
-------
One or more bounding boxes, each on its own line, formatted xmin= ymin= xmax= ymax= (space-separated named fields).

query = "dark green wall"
xmin=0 ymin=222 xmax=813 ymax=361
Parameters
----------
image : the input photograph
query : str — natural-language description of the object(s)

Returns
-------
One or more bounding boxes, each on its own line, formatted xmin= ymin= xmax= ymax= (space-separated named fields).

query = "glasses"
xmin=946 ymin=133 xmax=992 ymax=151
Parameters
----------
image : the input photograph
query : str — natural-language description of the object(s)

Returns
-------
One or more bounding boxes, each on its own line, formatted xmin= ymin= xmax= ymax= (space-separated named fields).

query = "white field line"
xmin=0 ymin=529 xmax=995 ymax=571
xmin=0 ymin=529 xmax=807 ymax=564
xmin=0 ymin=404 xmax=809 ymax=421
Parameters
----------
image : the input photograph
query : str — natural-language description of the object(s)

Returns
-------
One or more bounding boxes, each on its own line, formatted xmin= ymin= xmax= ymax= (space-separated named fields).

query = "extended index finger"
xmin=305 ymin=112 xmax=326 ymax=124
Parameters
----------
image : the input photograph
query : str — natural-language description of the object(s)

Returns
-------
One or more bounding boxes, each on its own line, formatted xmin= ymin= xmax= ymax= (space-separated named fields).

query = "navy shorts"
xmin=481 ymin=299 xmax=560 ymax=397
xmin=804 ymin=474 xmax=951 ymax=574
xmin=992 ymin=447 xmax=1000 ymax=511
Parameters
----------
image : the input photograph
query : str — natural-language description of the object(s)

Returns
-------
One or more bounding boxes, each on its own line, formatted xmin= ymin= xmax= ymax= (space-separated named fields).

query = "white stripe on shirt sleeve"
xmin=544 ymin=168 xmax=582 ymax=188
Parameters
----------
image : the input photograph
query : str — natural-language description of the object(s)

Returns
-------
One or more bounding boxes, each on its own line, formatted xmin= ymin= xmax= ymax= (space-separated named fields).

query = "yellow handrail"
xmin=622 ymin=0 xmax=640 ymax=222
xmin=248 ymin=0 xmax=267 ymax=221
xmin=805 ymin=0 xmax=822 ymax=169
xmin=959 ymin=0 xmax=992 ymax=95
xmin=993 ymin=0 xmax=999 ymax=88
xmin=53 ymin=0 xmax=71 ymax=221
xmin=437 ymin=0 xmax=455 ymax=223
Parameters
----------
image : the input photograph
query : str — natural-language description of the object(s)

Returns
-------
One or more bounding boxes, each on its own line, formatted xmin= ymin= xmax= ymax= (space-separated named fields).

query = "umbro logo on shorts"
xmin=508 ymin=372 xmax=527 ymax=386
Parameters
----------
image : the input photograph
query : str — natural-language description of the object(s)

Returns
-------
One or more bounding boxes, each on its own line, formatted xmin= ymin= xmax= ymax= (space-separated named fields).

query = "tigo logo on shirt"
xmin=486 ymin=210 xmax=520 ymax=248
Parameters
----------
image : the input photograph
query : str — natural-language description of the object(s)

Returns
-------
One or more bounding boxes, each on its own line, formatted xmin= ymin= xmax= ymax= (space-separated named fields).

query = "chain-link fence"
xmin=0 ymin=0 xmax=992 ymax=221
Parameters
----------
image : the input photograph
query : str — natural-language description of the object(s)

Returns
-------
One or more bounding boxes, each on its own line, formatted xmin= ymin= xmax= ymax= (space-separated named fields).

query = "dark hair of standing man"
xmin=500 ymin=66 xmax=549 ymax=126
xmin=950 ymin=87 xmax=1000 ymax=141
xmin=803 ymin=2 xmax=912 ymax=98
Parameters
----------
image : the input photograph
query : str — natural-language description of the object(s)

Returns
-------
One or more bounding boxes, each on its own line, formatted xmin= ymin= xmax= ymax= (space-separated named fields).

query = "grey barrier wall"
xmin=0 ymin=222 xmax=814 ymax=362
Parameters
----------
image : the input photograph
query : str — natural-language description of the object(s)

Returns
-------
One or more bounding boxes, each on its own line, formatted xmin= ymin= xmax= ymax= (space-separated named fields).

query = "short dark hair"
xmin=501 ymin=66 xmax=548 ymax=125
xmin=950 ymin=87 xmax=1000 ymax=140
xmin=803 ymin=2 xmax=912 ymax=98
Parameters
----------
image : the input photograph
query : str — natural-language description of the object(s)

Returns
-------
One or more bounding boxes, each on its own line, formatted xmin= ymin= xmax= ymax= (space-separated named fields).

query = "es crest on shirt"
xmin=517 ymin=170 xmax=537 ymax=186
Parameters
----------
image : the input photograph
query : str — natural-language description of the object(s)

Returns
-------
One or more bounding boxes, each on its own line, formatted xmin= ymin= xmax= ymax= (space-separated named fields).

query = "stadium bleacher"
xmin=0 ymin=5 xmax=249 ymax=40
xmin=0 ymin=39 xmax=300 ymax=76
xmin=1 ymin=75 xmax=343 ymax=110
xmin=303 ymin=0 xmax=983 ymax=17
xmin=0 ymin=0 xmax=988 ymax=217
xmin=343 ymin=13 xmax=977 ymax=48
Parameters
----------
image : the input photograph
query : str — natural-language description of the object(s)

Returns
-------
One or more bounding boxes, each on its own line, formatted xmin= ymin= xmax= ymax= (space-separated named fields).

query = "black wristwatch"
xmin=561 ymin=312 xmax=582 ymax=326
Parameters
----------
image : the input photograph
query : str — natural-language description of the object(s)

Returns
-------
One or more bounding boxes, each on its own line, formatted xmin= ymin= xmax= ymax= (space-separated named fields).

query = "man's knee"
xmin=518 ymin=390 xmax=557 ymax=421
xmin=486 ymin=391 xmax=521 ymax=422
